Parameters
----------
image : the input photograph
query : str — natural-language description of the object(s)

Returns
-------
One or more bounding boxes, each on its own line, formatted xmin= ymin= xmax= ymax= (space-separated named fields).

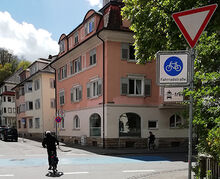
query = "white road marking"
xmin=0 ymin=174 xmax=14 ymax=177
xmin=122 ymin=170 xmax=155 ymax=173
xmin=25 ymin=154 xmax=45 ymax=156
xmin=64 ymin=153 xmax=88 ymax=156
xmin=64 ymin=172 xmax=89 ymax=175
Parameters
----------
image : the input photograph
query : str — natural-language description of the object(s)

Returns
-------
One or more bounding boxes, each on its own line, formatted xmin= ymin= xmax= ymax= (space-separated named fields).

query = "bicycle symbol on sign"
xmin=164 ymin=56 xmax=183 ymax=76
xmin=165 ymin=61 xmax=182 ymax=72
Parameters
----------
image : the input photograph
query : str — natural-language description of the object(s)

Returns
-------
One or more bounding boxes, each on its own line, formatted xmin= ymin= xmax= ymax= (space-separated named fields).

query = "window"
xmin=3 ymin=107 xmax=6 ymax=113
xmin=29 ymin=118 xmax=33 ymax=128
xmin=50 ymin=79 xmax=55 ymax=88
xmin=8 ymin=97 xmax=11 ymax=102
xmin=73 ymin=115 xmax=80 ymax=129
xmin=59 ymin=40 xmax=65 ymax=53
xmin=121 ymin=43 xmax=135 ymax=61
xmin=87 ymin=79 xmax=102 ymax=98
xmin=170 ymin=114 xmax=182 ymax=128
xmin=90 ymin=113 xmax=101 ymax=136
xmin=85 ymin=17 xmax=95 ymax=35
xmin=70 ymin=57 xmax=82 ymax=74
xmin=59 ymin=91 xmax=65 ymax=105
xmin=58 ymin=65 xmax=67 ymax=80
xmin=34 ymin=79 xmax=40 ymax=90
xmin=148 ymin=120 xmax=158 ymax=129
xmin=74 ymin=32 xmax=79 ymax=44
xmin=8 ymin=107 xmax=12 ymax=113
xmin=26 ymin=101 xmax=33 ymax=111
xmin=20 ymin=104 xmax=25 ymax=112
xmin=13 ymin=108 xmax=16 ymax=113
xmin=3 ymin=97 xmax=6 ymax=102
xmin=50 ymin=99 xmax=56 ymax=108
xmin=71 ymin=86 xmax=82 ymax=102
xmin=35 ymin=118 xmax=40 ymax=128
xmin=35 ymin=99 xmax=40 ymax=110
xmin=25 ymin=82 xmax=32 ymax=93
xmin=19 ymin=87 xmax=25 ymax=96
xmin=89 ymin=49 xmax=96 ymax=66
xmin=121 ymin=77 xmax=151 ymax=97
xmin=119 ymin=113 xmax=141 ymax=137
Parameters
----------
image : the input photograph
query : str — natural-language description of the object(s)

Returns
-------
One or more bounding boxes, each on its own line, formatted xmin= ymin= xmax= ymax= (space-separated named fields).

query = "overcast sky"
xmin=0 ymin=0 xmax=102 ymax=62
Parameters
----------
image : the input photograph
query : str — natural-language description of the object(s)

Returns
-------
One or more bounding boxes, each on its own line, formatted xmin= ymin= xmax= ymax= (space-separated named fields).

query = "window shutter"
xmin=58 ymin=69 xmax=61 ymax=80
xmin=98 ymin=79 xmax=102 ymax=96
xmin=145 ymin=79 xmax=151 ymax=97
xmin=79 ymin=86 xmax=82 ymax=100
xmin=71 ymin=89 xmax=74 ymax=102
xmin=121 ymin=43 xmax=129 ymax=60
xmin=120 ymin=77 xmax=128 ymax=95
xmin=87 ymin=83 xmax=91 ymax=98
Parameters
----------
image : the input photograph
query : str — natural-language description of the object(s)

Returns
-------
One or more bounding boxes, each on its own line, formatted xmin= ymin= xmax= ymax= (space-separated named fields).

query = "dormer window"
xmin=59 ymin=40 xmax=65 ymax=53
xmin=74 ymin=32 xmax=79 ymax=44
xmin=85 ymin=17 xmax=95 ymax=35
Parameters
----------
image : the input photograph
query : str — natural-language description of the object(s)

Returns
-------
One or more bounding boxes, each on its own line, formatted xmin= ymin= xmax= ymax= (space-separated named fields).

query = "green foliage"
xmin=121 ymin=0 xmax=219 ymax=63
xmin=17 ymin=60 xmax=31 ymax=71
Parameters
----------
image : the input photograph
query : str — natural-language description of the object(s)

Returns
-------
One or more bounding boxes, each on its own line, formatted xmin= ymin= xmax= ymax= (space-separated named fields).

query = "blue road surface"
xmin=0 ymin=155 xmax=169 ymax=167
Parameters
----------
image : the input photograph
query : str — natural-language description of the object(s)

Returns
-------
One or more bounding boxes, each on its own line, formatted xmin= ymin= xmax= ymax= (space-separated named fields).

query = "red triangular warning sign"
xmin=172 ymin=4 xmax=217 ymax=48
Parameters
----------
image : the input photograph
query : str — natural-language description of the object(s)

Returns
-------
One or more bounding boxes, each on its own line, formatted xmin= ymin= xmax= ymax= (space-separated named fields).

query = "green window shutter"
xmin=87 ymin=83 xmax=91 ymax=98
xmin=121 ymin=43 xmax=129 ymax=60
xmin=79 ymin=86 xmax=82 ymax=100
xmin=98 ymin=79 xmax=102 ymax=96
xmin=145 ymin=79 xmax=151 ymax=97
xmin=120 ymin=77 xmax=128 ymax=95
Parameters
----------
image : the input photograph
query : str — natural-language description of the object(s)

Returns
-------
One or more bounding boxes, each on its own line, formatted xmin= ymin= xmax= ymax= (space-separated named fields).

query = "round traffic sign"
xmin=164 ymin=56 xmax=183 ymax=76
xmin=55 ymin=116 xmax=62 ymax=123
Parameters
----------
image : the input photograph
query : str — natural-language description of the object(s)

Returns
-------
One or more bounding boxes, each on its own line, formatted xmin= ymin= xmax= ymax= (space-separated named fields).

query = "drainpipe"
xmin=97 ymin=32 xmax=105 ymax=149
xmin=50 ymin=64 xmax=58 ymax=138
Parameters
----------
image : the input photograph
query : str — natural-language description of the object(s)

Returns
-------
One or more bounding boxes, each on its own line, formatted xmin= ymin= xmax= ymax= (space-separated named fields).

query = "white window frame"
xmin=71 ymin=85 xmax=82 ymax=103
xmin=87 ymin=79 xmax=102 ymax=99
xmin=34 ymin=79 xmax=40 ymax=91
xmin=59 ymin=90 xmax=65 ymax=106
xmin=35 ymin=118 xmax=40 ymax=129
xmin=148 ymin=120 xmax=158 ymax=129
xmin=170 ymin=114 xmax=182 ymax=128
xmin=89 ymin=48 xmax=96 ymax=66
xmin=35 ymin=99 xmax=40 ymax=110
xmin=25 ymin=82 xmax=33 ymax=93
xmin=73 ymin=115 xmax=80 ymax=129
xmin=85 ymin=17 xmax=95 ymax=35
xmin=26 ymin=101 xmax=33 ymax=111
xmin=74 ymin=32 xmax=79 ymax=44
xmin=121 ymin=43 xmax=136 ymax=61
xmin=59 ymin=40 xmax=65 ymax=53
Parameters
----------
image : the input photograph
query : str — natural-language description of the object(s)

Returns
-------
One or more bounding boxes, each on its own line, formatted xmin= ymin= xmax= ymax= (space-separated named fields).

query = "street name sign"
xmin=164 ymin=87 xmax=184 ymax=102
xmin=156 ymin=51 xmax=190 ymax=86
xmin=172 ymin=4 xmax=218 ymax=48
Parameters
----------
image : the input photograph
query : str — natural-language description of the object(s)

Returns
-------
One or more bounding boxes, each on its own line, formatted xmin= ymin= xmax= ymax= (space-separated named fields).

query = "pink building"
xmin=51 ymin=0 xmax=188 ymax=148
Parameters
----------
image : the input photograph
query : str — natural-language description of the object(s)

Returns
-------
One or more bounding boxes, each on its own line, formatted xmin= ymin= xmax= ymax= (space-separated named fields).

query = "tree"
xmin=0 ymin=48 xmax=30 ymax=83
xmin=121 ymin=0 xmax=220 ymax=174
xmin=121 ymin=0 xmax=220 ymax=63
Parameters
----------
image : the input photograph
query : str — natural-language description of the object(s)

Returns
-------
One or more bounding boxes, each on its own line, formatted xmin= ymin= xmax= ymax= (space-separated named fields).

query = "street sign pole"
xmin=188 ymin=48 xmax=195 ymax=179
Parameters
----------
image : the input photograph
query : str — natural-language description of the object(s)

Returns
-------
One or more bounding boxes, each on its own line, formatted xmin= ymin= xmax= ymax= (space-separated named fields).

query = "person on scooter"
xmin=42 ymin=131 xmax=59 ymax=170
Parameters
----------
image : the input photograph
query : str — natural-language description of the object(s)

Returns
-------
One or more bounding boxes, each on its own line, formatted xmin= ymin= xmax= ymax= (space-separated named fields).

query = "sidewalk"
xmin=63 ymin=143 xmax=188 ymax=156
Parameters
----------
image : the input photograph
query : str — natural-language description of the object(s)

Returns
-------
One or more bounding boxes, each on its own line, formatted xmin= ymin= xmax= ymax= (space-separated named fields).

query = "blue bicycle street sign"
xmin=164 ymin=56 xmax=183 ymax=76
xmin=156 ymin=51 xmax=190 ymax=86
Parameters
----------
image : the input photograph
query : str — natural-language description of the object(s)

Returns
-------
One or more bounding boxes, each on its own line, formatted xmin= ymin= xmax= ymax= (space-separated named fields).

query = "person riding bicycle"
xmin=42 ymin=131 xmax=59 ymax=170
xmin=148 ymin=131 xmax=155 ymax=150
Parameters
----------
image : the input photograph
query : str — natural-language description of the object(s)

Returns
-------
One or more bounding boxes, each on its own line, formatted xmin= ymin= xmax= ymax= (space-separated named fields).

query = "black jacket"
xmin=42 ymin=134 xmax=59 ymax=151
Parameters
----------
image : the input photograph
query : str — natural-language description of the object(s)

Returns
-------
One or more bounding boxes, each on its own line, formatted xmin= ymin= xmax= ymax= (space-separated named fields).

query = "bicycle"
xmin=165 ymin=61 xmax=182 ymax=72
xmin=49 ymin=150 xmax=59 ymax=175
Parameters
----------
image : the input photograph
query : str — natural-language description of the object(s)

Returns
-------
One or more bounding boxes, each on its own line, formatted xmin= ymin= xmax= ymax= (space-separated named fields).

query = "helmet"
xmin=45 ymin=131 xmax=51 ymax=134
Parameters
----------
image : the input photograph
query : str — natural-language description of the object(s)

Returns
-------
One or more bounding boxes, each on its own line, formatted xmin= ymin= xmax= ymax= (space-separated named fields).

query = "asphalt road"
xmin=0 ymin=138 xmax=191 ymax=179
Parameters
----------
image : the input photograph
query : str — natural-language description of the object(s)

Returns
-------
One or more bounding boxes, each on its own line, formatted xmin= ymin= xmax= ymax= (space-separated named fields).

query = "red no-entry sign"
xmin=55 ymin=116 xmax=62 ymax=123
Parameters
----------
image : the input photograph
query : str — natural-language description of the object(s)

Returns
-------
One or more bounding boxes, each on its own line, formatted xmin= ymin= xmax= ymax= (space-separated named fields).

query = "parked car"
xmin=0 ymin=127 xmax=18 ymax=142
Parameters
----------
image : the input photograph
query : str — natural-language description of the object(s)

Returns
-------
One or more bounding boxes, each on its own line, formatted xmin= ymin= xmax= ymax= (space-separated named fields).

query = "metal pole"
xmin=188 ymin=48 xmax=195 ymax=179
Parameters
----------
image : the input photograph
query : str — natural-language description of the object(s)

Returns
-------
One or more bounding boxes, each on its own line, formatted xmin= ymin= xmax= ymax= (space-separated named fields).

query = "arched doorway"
xmin=119 ymin=113 xmax=141 ymax=137
xmin=90 ymin=113 xmax=101 ymax=136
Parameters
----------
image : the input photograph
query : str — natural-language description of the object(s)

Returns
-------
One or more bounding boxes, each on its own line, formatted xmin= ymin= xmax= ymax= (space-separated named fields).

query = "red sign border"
xmin=55 ymin=116 xmax=62 ymax=123
xmin=172 ymin=4 xmax=218 ymax=48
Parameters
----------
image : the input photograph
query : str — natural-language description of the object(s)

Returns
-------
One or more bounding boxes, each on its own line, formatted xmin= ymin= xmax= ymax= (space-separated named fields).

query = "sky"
xmin=0 ymin=0 xmax=102 ymax=62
